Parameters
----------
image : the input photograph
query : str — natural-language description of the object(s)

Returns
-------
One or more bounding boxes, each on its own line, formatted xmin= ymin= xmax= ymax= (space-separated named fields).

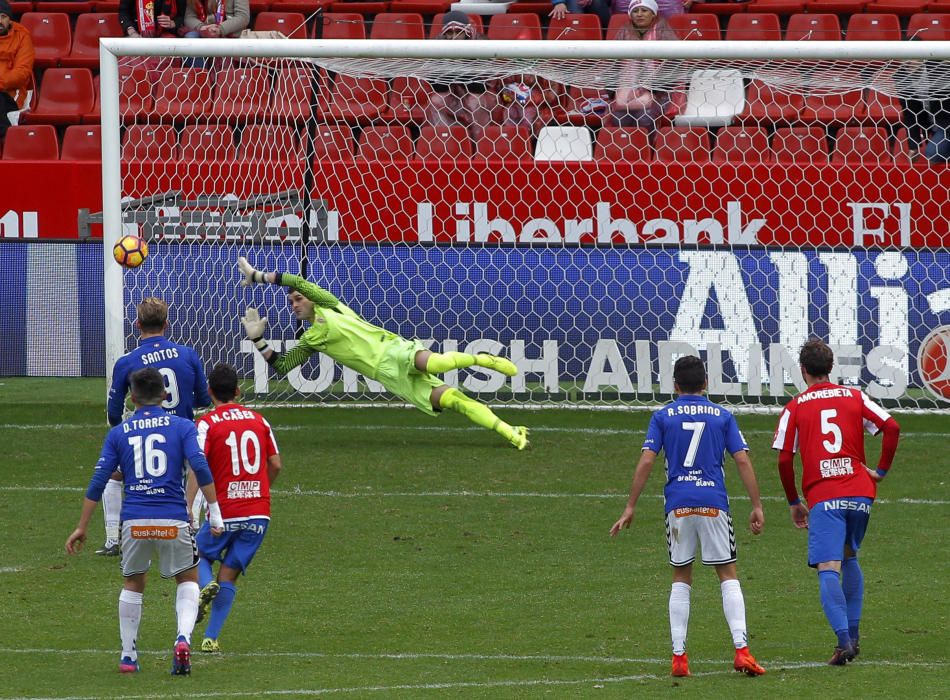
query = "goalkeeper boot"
xmin=475 ymin=353 xmax=518 ymax=377
xmin=509 ymin=426 xmax=530 ymax=451
xmin=171 ymin=636 xmax=191 ymax=676
xmin=733 ymin=647 xmax=766 ymax=676
xmin=201 ymin=637 xmax=220 ymax=654
xmin=119 ymin=656 xmax=140 ymax=673
xmin=828 ymin=644 xmax=856 ymax=666
xmin=671 ymin=652 xmax=690 ymax=677
xmin=96 ymin=541 xmax=120 ymax=556
xmin=196 ymin=581 xmax=220 ymax=624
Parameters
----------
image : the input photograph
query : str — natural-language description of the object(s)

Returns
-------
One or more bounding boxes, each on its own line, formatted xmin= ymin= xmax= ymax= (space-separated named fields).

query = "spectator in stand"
xmin=428 ymin=12 xmax=494 ymax=143
xmin=611 ymin=0 xmax=682 ymax=131
xmin=614 ymin=0 xmax=694 ymax=19
xmin=119 ymin=0 xmax=186 ymax=38
xmin=898 ymin=43 xmax=950 ymax=165
xmin=0 ymin=0 xmax=34 ymax=139
xmin=184 ymin=0 xmax=249 ymax=38
xmin=550 ymin=0 xmax=611 ymax=30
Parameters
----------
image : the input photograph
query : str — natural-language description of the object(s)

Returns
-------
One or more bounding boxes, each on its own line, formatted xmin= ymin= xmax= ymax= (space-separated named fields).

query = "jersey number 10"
xmin=225 ymin=430 xmax=262 ymax=477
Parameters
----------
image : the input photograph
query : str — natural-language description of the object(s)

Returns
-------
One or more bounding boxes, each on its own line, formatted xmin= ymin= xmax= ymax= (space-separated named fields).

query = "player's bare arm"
xmin=610 ymin=449 xmax=657 ymax=536
xmin=267 ymin=455 xmax=282 ymax=485
xmin=65 ymin=497 xmax=100 ymax=554
xmin=732 ymin=450 xmax=765 ymax=535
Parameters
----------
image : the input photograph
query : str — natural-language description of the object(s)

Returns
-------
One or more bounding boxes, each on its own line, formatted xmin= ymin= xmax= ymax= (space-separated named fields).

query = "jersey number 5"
xmin=225 ymin=430 xmax=262 ymax=476
xmin=820 ymin=409 xmax=843 ymax=453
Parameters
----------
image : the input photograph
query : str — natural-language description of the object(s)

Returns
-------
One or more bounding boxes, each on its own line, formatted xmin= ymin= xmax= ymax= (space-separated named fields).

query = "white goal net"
xmin=99 ymin=36 xmax=950 ymax=411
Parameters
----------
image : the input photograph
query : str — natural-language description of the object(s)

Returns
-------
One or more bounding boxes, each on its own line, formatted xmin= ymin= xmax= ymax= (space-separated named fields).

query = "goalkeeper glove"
xmin=241 ymin=308 xmax=270 ymax=352
xmin=237 ymin=256 xmax=266 ymax=286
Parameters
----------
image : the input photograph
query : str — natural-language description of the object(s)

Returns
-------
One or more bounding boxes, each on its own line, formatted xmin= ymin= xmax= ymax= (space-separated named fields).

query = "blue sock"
xmin=841 ymin=557 xmax=864 ymax=641
xmin=818 ymin=570 xmax=851 ymax=649
xmin=198 ymin=558 xmax=214 ymax=588
xmin=205 ymin=581 xmax=236 ymax=641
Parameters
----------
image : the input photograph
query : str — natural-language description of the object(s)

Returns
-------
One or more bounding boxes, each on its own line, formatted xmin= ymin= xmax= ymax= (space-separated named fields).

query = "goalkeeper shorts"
xmin=375 ymin=338 xmax=444 ymax=416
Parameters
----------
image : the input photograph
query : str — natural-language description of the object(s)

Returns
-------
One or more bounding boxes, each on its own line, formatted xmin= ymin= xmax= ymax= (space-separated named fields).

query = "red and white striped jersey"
xmin=196 ymin=403 xmax=279 ymax=520
xmin=772 ymin=382 xmax=891 ymax=504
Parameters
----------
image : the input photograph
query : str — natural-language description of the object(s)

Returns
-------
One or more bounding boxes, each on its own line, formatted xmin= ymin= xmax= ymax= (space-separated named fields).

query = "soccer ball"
xmin=113 ymin=235 xmax=148 ymax=268
xmin=917 ymin=325 xmax=950 ymax=402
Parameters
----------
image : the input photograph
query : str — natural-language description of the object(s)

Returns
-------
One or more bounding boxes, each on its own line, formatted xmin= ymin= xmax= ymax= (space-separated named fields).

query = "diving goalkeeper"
xmin=236 ymin=258 xmax=530 ymax=450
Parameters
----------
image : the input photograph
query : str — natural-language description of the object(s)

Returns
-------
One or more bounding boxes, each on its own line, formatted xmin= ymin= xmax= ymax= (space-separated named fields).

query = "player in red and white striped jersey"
xmin=772 ymin=339 xmax=900 ymax=666
xmin=188 ymin=363 xmax=282 ymax=653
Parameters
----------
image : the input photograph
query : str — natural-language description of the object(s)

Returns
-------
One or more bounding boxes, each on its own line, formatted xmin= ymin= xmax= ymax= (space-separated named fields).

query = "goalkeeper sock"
xmin=175 ymin=581 xmax=200 ymax=644
xmin=439 ymin=388 xmax=513 ymax=439
xmin=841 ymin=557 xmax=864 ymax=641
xmin=818 ymin=570 xmax=851 ymax=648
xmin=720 ymin=579 xmax=749 ymax=649
xmin=205 ymin=581 xmax=237 ymax=641
xmin=102 ymin=479 xmax=122 ymax=544
xmin=425 ymin=352 xmax=476 ymax=374
xmin=118 ymin=589 xmax=143 ymax=662
xmin=198 ymin=557 xmax=214 ymax=588
xmin=669 ymin=582 xmax=691 ymax=655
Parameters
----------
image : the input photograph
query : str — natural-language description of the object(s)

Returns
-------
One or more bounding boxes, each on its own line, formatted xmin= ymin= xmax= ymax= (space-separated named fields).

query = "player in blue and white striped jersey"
xmin=66 ymin=367 xmax=224 ymax=675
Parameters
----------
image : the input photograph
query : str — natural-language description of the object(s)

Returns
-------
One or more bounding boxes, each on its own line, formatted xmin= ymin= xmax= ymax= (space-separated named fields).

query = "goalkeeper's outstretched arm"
xmin=237 ymin=257 xmax=340 ymax=307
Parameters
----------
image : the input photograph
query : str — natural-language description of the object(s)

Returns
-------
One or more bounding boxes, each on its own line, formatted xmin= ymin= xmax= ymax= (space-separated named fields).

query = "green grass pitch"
xmin=1 ymin=378 xmax=947 ymax=699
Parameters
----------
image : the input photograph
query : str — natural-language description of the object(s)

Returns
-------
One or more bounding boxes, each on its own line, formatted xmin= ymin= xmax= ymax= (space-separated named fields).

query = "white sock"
xmin=118 ymin=589 xmax=143 ymax=661
xmin=102 ymin=479 xmax=122 ymax=544
xmin=721 ymin=578 xmax=748 ymax=649
xmin=669 ymin=582 xmax=691 ymax=655
xmin=176 ymin=581 xmax=200 ymax=644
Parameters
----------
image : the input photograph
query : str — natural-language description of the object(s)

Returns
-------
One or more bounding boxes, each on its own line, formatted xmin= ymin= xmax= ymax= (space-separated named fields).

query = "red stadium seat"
xmin=179 ymin=124 xmax=238 ymax=161
xmin=546 ymin=14 xmax=603 ymax=40
xmin=312 ymin=123 xmax=355 ymax=160
xmin=388 ymin=0 xmax=450 ymax=13
xmin=864 ymin=88 xmax=903 ymax=123
xmin=210 ymin=67 xmax=271 ymax=121
xmin=891 ymin=126 xmax=915 ymax=165
xmin=832 ymin=126 xmax=893 ymax=164
xmin=801 ymin=81 xmax=866 ymax=124
xmin=725 ymin=13 xmax=783 ymax=40
xmin=151 ymin=67 xmax=213 ymax=121
xmin=317 ymin=13 xmax=367 ymax=39
xmin=83 ymin=75 xmax=101 ymax=124
xmin=785 ymin=13 xmax=842 ymax=40
xmin=487 ymin=13 xmax=542 ymax=41
xmin=370 ymin=12 xmax=425 ymax=39
xmin=24 ymin=67 xmax=96 ymax=125
xmin=654 ymin=126 xmax=711 ymax=162
xmin=737 ymin=79 xmax=805 ymax=125
xmin=771 ymin=126 xmax=830 ymax=163
xmin=906 ymin=13 xmax=950 ymax=39
xmin=7 ymin=2 xmax=32 ymax=15
xmin=804 ymin=0 xmax=868 ymax=13
xmin=865 ymin=0 xmax=927 ymax=16
xmin=2 ymin=125 xmax=59 ymax=160
xmin=691 ymin=2 xmax=749 ymax=15
xmin=712 ymin=126 xmax=770 ymax=162
xmin=122 ymin=124 xmax=178 ymax=161
xmin=667 ymin=14 xmax=721 ymax=40
xmin=20 ymin=13 xmax=72 ymax=68
xmin=357 ymin=125 xmax=414 ymax=161
xmin=317 ymin=74 xmax=390 ymax=123
xmin=388 ymin=77 xmax=434 ymax=122
xmin=474 ymin=125 xmax=533 ymax=161
xmin=414 ymin=125 xmax=473 ymax=160
xmin=272 ymin=66 xmax=318 ymax=121
xmin=595 ymin=126 xmax=651 ymax=161
xmin=429 ymin=13 xmax=483 ymax=38
xmin=561 ymin=85 xmax=613 ymax=126
xmin=61 ymin=125 xmax=102 ymax=161
xmin=606 ymin=13 xmax=630 ymax=40
xmin=240 ymin=123 xmax=303 ymax=162
xmin=33 ymin=1 xmax=92 ymax=12
xmin=62 ymin=13 xmax=122 ymax=69
xmin=270 ymin=0 xmax=332 ymax=11
xmin=845 ymin=13 xmax=902 ymax=40
xmin=93 ymin=0 xmax=121 ymax=9
xmin=118 ymin=67 xmax=153 ymax=122
xmin=254 ymin=12 xmax=309 ymax=39
xmin=746 ymin=0 xmax=806 ymax=13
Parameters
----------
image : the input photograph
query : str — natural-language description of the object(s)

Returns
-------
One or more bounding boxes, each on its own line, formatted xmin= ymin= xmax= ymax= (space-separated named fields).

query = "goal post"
xmin=98 ymin=36 xmax=950 ymax=410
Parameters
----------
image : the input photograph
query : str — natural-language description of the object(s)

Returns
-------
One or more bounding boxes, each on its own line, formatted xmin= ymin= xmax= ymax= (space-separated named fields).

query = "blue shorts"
xmin=196 ymin=518 xmax=269 ymax=574
xmin=807 ymin=497 xmax=872 ymax=567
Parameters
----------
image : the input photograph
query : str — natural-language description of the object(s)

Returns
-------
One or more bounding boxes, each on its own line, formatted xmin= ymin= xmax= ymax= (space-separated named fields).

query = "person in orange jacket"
xmin=0 ymin=0 xmax=34 ymax=139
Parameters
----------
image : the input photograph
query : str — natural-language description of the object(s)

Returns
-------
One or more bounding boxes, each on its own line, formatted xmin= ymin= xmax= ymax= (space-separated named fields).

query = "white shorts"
xmin=120 ymin=519 xmax=198 ymax=579
xmin=665 ymin=507 xmax=736 ymax=567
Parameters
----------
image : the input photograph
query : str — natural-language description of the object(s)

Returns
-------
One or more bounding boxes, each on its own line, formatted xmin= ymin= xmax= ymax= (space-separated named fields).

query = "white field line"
xmin=1 ymin=422 xmax=948 ymax=440
xmin=0 ymin=654 xmax=944 ymax=700
xmin=0 ymin=484 xmax=945 ymax=506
